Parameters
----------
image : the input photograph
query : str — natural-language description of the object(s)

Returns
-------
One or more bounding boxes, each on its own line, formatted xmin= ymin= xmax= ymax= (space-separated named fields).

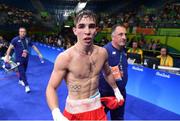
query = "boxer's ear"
xmin=73 ymin=27 xmax=77 ymax=36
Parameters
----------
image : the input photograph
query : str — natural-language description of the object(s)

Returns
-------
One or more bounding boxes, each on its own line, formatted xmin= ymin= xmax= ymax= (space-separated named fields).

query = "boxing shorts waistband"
xmin=65 ymin=92 xmax=102 ymax=114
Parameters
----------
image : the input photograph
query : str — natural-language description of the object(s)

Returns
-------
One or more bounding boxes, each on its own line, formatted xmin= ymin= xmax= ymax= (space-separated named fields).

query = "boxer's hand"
xmin=113 ymin=87 xmax=124 ymax=106
xmin=52 ymin=108 xmax=69 ymax=121
xmin=101 ymin=96 xmax=119 ymax=109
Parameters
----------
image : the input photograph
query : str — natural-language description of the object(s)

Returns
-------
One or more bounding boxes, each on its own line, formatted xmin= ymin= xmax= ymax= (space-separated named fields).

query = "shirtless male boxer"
xmin=46 ymin=10 xmax=124 ymax=120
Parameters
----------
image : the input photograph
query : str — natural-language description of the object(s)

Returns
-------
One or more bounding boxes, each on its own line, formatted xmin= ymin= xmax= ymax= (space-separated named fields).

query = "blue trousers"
xmin=100 ymin=89 xmax=126 ymax=120
xmin=17 ymin=59 xmax=29 ymax=86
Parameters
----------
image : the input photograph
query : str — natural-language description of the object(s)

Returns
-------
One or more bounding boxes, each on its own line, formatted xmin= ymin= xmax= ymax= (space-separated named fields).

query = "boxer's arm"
xmin=102 ymin=49 xmax=124 ymax=102
xmin=46 ymin=53 xmax=69 ymax=121
xmin=102 ymin=60 xmax=117 ymax=89
xmin=101 ymin=48 xmax=117 ymax=89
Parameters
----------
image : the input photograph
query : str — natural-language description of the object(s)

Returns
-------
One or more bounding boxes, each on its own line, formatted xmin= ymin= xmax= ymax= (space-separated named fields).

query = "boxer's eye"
xmin=89 ymin=24 xmax=96 ymax=29
xmin=78 ymin=24 xmax=85 ymax=29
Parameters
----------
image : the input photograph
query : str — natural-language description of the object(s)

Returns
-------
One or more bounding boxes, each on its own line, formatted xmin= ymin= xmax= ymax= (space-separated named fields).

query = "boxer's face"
xmin=19 ymin=28 xmax=26 ymax=38
xmin=73 ymin=16 xmax=97 ymax=46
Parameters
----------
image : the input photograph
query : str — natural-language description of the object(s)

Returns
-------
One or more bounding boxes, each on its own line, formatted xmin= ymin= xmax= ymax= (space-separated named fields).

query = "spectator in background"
xmin=127 ymin=41 xmax=143 ymax=62
xmin=138 ymin=38 xmax=147 ymax=49
xmin=157 ymin=47 xmax=173 ymax=67
xmin=100 ymin=36 xmax=108 ymax=46
xmin=147 ymin=39 xmax=153 ymax=50
xmin=151 ymin=39 xmax=161 ymax=51
xmin=156 ymin=39 xmax=161 ymax=51
xmin=152 ymin=40 xmax=157 ymax=51
xmin=0 ymin=36 xmax=8 ymax=57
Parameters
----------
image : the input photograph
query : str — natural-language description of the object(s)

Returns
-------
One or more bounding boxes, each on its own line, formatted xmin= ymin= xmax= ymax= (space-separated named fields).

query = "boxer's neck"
xmin=75 ymin=43 xmax=94 ymax=55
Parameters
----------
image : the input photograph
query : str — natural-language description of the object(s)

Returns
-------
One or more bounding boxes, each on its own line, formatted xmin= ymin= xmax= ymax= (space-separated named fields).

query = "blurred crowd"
xmin=98 ymin=3 xmax=180 ymax=29
xmin=0 ymin=2 xmax=179 ymax=59
xmin=0 ymin=36 xmax=8 ymax=57
xmin=0 ymin=4 xmax=35 ymax=25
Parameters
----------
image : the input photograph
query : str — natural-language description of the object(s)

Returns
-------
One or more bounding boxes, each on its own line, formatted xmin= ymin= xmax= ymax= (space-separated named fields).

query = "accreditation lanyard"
xmin=119 ymin=51 xmax=123 ymax=71
xmin=20 ymin=38 xmax=28 ymax=51
xmin=162 ymin=56 xmax=167 ymax=66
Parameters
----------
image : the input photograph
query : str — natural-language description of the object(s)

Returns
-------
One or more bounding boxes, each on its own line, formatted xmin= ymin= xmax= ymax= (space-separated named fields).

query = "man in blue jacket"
xmin=5 ymin=27 xmax=43 ymax=93
xmin=99 ymin=24 xmax=128 ymax=120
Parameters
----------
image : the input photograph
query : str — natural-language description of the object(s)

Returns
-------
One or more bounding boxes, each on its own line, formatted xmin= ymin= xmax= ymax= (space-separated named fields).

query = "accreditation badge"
xmin=22 ymin=49 xmax=28 ymax=58
xmin=110 ymin=65 xmax=123 ymax=81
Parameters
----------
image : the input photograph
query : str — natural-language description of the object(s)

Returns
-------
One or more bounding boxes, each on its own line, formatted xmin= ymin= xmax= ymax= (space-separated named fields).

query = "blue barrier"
xmin=127 ymin=64 xmax=180 ymax=115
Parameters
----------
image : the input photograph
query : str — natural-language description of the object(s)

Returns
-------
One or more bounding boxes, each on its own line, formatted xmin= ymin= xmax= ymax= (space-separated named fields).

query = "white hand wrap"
xmin=113 ymin=87 xmax=124 ymax=102
xmin=52 ymin=108 xmax=69 ymax=121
